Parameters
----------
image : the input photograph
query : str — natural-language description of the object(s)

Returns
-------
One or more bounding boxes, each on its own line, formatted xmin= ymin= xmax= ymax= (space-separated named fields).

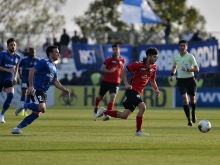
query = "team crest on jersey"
xmin=136 ymin=94 xmax=140 ymax=98
xmin=150 ymin=69 xmax=153 ymax=73
xmin=119 ymin=61 xmax=122 ymax=65
xmin=141 ymin=68 xmax=146 ymax=71
xmin=15 ymin=58 xmax=18 ymax=64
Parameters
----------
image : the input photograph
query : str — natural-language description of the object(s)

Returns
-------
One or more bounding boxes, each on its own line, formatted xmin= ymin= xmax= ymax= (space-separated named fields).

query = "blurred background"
xmin=0 ymin=0 xmax=220 ymax=108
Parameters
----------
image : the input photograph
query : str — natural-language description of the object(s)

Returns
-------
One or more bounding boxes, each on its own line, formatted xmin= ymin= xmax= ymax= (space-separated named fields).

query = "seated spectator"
xmin=190 ymin=30 xmax=202 ymax=42
xmin=106 ymin=36 xmax=113 ymax=44
xmin=43 ymin=38 xmax=51 ymax=52
xmin=183 ymin=31 xmax=193 ymax=42
xmin=59 ymin=73 xmax=69 ymax=85
xmin=195 ymin=75 xmax=204 ymax=87
xmin=69 ymin=72 xmax=78 ymax=85
xmin=53 ymin=37 xmax=60 ymax=52
xmin=79 ymin=32 xmax=88 ymax=44
xmin=90 ymin=70 xmax=102 ymax=85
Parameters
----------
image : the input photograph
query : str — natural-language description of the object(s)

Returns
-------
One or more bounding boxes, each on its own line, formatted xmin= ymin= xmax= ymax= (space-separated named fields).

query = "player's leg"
xmin=136 ymin=102 xmax=149 ymax=136
xmin=0 ymin=83 xmax=14 ymax=123
xmin=19 ymin=85 xmax=27 ymax=116
xmin=13 ymin=90 xmax=47 ymax=134
xmin=188 ymin=78 xmax=197 ymax=123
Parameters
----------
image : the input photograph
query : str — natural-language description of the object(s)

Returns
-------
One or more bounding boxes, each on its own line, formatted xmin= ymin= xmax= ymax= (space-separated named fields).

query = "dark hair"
xmin=112 ymin=44 xmax=120 ymax=48
xmin=7 ymin=38 xmax=16 ymax=46
xmin=178 ymin=40 xmax=188 ymax=46
xmin=143 ymin=47 xmax=158 ymax=64
xmin=46 ymin=45 xmax=58 ymax=57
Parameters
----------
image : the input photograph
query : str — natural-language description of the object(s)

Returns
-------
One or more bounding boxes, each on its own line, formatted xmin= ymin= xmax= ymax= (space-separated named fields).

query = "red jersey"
xmin=102 ymin=56 xmax=125 ymax=84
xmin=127 ymin=61 xmax=157 ymax=94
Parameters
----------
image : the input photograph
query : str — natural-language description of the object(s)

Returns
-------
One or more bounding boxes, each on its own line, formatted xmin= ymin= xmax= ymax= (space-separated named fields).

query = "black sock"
xmin=191 ymin=103 xmax=196 ymax=115
xmin=183 ymin=105 xmax=190 ymax=119
xmin=94 ymin=107 xmax=98 ymax=113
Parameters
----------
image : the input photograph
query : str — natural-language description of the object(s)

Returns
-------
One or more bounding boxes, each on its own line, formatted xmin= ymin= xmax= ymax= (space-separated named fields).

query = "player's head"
xmin=178 ymin=40 xmax=188 ymax=53
xmin=143 ymin=47 xmax=158 ymax=65
xmin=7 ymin=38 xmax=16 ymax=54
xmin=112 ymin=44 xmax=120 ymax=58
xmin=29 ymin=47 xmax=36 ymax=59
xmin=46 ymin=45 xmax=59 ymax=61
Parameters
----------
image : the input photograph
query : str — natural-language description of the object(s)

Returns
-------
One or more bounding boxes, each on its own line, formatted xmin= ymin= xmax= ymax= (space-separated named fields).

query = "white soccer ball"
xmin=198 ymin=119 xmax=211 ymax=133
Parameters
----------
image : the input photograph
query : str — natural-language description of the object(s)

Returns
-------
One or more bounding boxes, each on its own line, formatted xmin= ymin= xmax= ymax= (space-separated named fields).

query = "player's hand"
xmin=27 ymin=86 xmax=35 ymax=95
xmin=181 ymin=66 xmax=187 ymax=71
xmin=63 ymin=88 xmax=70 ymax=98
xmin=109 ymin=67 xmax=116 ymax=73
xmin=125 ymin=84 xmax=132 ymax=90
xmin=155 ymin=89 xmax=160 ymax=97
xmin=170 ymin=76 xmax=174 ymax=81
xmin=7 ymin=68 xmax=15 ymax=73
xmin=12 ymin=78 xmax=17 ymax=84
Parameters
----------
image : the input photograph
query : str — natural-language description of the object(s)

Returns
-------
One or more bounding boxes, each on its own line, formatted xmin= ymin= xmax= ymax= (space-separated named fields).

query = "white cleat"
xmin=12 ymin=127 xmax=23 ymax=134
xmin=94 ymin=107 xmax=106 ymax=121
xmin=135 ymin=130 xmax=149 ymax=137
xmin=0 ymin=114 xmax=5 ymax=123
xmin=15 ymin=101 xmax=25 ymax=116
xmin=103 ymin=115 xmax=110 ymax=121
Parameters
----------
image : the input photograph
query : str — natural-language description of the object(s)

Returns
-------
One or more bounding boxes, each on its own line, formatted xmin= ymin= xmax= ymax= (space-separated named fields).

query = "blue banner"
xmin=72 ymin=44 xmax=104 ymax=71
xmin=103 ymin=44 xmax=133 ymax=67
xmin=138 ymin=40 xmax=219 ymax=76
xmin=175 ymin=88 xmax=220 ymax=107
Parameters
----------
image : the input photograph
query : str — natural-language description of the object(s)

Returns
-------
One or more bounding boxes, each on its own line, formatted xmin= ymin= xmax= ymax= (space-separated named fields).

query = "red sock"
xmin=136 ymin=116 xmax=143 ymax=132
xmin=95 ymin=97 xmax=101 ymax=107
xmin=107 ymin=102 xmax=114 ymax=110
xmin=104 ymin=110 xmax=118 ymax=118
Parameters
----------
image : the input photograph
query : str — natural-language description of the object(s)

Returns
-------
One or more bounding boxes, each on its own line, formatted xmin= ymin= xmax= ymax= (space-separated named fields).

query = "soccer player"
xmin=12 ymin=46 xmax=70 ymax=134
xmin=170 ymin=40 xmax=199 ymax=126
xmin=0 ymin=38 xmax=20 ymax=123
xmin=18 ymin=47 xmax=40 ymax=116
xmin=94 ymin=47 xmax=160 ymax=136
xmin=93 ymin=44 xmax=125 ymax=121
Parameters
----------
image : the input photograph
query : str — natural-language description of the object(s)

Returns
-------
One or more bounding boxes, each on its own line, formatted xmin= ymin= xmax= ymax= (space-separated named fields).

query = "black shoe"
xmin=188 ymin=120 xmax=193 ymax=127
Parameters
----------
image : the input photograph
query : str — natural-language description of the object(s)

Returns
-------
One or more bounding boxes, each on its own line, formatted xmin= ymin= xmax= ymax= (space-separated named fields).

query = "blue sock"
xmin=21 ymin=95 xmax=26 ymax=102
xmin=25 ymin=97 xmax=31 ymax=111
xmin=17 ymin=113 xmax=39 ymax=129
xmin=23 ymin=103 xmax=39 ymax=112
xmin=1 ymin=93 xmax=13 ymax=115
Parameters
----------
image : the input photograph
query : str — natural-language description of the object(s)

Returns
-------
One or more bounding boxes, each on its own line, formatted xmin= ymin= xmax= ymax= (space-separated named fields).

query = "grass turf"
xmin=0 ymin=107 xmax=220 ymax=165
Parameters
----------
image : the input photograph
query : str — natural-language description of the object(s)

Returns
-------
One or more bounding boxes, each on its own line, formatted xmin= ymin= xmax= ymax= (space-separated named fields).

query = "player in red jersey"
xmin=93 ymin=44 xmax=125 ymax=121
xmin=94 ymin=47 xmax=160 ymax=136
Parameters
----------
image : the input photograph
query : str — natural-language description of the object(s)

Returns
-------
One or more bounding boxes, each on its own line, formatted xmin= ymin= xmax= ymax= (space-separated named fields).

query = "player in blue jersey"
xmin=18 ymin=47 xmax=40 ymax=116
xmin=12 ymin=45 xmax=70 ymax=134
xmin=0 ymin=38 xmax=20 ymax=123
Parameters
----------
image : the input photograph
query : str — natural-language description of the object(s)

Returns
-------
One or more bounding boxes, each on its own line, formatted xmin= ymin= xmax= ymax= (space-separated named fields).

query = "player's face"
xmin=51 ymin=48 xmax=60 ymax=61
xmin=149 ymin=54 xmax=158 ymax=64
xmin=179 ymin=43 xmax=188 ymax=53
xmin=7 ymin=41 xmax=16 ymax=54
xmin=112 ymin=47 xmax=120 ymax=58
xmin=29 ymin=49 xmax=36 ymax=58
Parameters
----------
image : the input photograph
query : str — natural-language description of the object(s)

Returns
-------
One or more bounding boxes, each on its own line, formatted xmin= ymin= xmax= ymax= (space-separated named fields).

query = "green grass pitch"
xmin=0 ymin=106 xmax=220 ymax=165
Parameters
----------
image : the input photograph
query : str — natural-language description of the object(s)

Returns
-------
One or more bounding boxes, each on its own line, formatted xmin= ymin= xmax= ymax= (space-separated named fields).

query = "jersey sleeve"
xmin=34 ymin=59 xmax=47 ymax=71
xmin=191 ymin=55 xmax=198 ymax=66
xmin=150 ymin=66 xmax=157 ymax=79
xmin=0 ymin=52 xmax=4 ymax=64
xmin=126 ymin=62 xmax=139 ymax=72
xmin=103 ymin=58 xmax=110 ymax=66
xmin=19 ymin=59 xmax=24 ymax=67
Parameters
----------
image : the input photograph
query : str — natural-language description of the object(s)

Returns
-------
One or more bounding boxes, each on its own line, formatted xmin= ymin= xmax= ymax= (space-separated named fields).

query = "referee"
xmin=170 ymin=40 xmax=200 ymax=126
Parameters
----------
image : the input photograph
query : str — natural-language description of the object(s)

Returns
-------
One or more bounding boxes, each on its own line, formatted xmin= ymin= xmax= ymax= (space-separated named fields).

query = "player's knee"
xmin=38 ymin=106 xmax=46 ymax=113
xmin=7 ymin=92 xmax=14 ymax=102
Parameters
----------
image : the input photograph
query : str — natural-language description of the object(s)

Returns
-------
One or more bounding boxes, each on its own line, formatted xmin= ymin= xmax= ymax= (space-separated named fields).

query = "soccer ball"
xmin=198 ymin=119 xmax=211 ymax=133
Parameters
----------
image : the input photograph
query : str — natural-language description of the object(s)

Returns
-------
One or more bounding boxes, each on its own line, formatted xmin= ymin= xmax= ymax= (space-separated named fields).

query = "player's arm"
xmin=121 ymin=67 xmax=132 ymax=90
xmin=0 ymin=66 xmax=15 ymax=73
xmin=101 ymin=64 xmax=116 ymax=73
xmin=13 ymin=63 xmax=19 ymax=83
xmin=27 ymin=67 xmax=37 ymax=95
xmin=170 ymin=65 xmax=177 ymax=81
xmin=149 ymin=78 xmax=160 ymax=97
xmin=53 ymin=78 xmax=70 ymax=97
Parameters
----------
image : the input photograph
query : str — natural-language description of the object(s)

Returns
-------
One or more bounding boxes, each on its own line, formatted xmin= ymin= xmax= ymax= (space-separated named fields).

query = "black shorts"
xmin=0 ymin=81 xmax=14 ymax=92
xmin=21 ymin=83 xmax=29 ymax=89
xmin=177 ymin=77 xmax=197 ymax=96
xmin=123 ymin=89 xmax=143 ymax=112
xmin=30 ymin=90 xmax=47 ymax=104
xmin=99 ymin=81 xmax=119 ymax=96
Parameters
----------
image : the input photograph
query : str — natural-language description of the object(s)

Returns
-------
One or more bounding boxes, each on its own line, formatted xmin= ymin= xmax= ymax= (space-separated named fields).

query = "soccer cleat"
xmin=15 ymin=102 xmax=25 ymax=116
xmin=0 ymin=115 xmax=5 ymax=123
xmin=94 ymin=107 xmax=106 ymax=121
xmin=188 ymin=120 xmax=193 ymax=127
xmin=192 ymin=114 xmax=197 ymax=123
xmin=19 ymin=110 xmax=25 ymax=116
xmin=103 ymin=115 xmax=110 ymax=121
xmin=135 ymin=130 xmax=149 ymax=136
xmin=12 ymin=128 xmax=23 ymax=134
xmin=93 ymin=112 xmax=97 ymax=118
